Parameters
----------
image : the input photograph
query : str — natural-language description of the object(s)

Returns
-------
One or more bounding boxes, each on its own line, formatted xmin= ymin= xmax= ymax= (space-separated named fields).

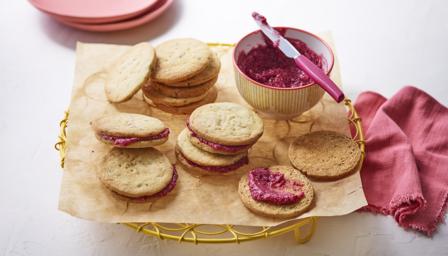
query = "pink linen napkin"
xmin=354 ymin=86 xmax=448 ymax=236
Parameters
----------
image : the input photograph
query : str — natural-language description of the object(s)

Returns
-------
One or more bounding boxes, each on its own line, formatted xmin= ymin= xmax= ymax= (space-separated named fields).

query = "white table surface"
xmin=1 ymin=0 xmax=447 ymax=255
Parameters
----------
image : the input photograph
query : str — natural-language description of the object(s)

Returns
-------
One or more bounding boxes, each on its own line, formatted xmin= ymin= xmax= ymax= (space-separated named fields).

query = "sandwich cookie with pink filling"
xmin=187 ymin=102 xmax=264 ymax=155
xmin=92 ymin=113 xmax=169 ymax=148
xmin=175 ymin=128 xmax=249 ymax=174
xmin=98 ymin=148 xmax=177 ymax=203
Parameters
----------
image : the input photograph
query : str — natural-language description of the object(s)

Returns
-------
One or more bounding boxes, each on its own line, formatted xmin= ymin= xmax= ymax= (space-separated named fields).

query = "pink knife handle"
xmin=294 ymin=55 xmax=344 ymax=103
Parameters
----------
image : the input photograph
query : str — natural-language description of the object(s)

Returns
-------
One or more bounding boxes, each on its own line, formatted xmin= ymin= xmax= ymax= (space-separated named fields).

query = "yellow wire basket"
xmin=54 ymin=98 xmax=364 ymax=244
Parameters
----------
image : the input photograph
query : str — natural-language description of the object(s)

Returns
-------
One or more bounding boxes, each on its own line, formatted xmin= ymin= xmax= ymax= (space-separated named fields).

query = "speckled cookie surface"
xmin=168 ymin=52 xmax=221 ymax=87
xmin=105 ymin=43 xmax=155 ymax=103
xmin=176 ymin=128 xmax=247 ymax=167
xmin=143 ymin=86 xmax=208 ymax=107
xmin=238 ymin=165 xmax=314 ymax=218
xmin=143 ymin=87 xmax=217 ymax=115
xmin=144 ymin=76 xmax=217 ymax=98
xmin=152 ymin=38 xmax=212 ymax=83
xmin=288 ymin=130 xmax=362 ymax=180
xmin=189 ymin=102 xmax=264 ymax=145
xmin=98 ymin=148 xmax=173 ymax=197
xmin=92 ymin=113 xmax=166 ymax=137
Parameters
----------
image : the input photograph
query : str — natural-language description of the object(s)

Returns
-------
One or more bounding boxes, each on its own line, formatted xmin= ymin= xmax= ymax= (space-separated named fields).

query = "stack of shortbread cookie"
xmin=175 ymin=102 xmax=264 ymax=174
xmin=143 ymin=38 xmax=220 ymax=114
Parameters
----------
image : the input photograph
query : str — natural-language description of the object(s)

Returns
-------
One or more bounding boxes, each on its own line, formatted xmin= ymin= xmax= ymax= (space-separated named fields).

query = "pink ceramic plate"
xmin=53 ymin=0 xmax=173 ymax=32
xmin=29 ymin=0 xmax=158 ymax=24
xmin=37 ymin=0 xmax=162 ymax=24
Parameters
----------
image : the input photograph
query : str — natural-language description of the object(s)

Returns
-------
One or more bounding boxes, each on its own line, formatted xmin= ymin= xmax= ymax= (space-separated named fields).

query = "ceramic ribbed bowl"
xmin=233 ymin=27 xmax=334 ymax=119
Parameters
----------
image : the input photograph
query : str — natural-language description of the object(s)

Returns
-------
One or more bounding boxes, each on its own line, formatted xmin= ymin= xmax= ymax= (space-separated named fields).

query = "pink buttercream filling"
xmin=101 ymin=128 xmax=170 ymax=146
xmin=186 ymin=122 xmax=251 ymax=153
xmin=248 ymin=168 xmax=304 ymax=205
xmin=120 ymin=166 xmax=178 ymax=203
xmin=179 ymin=151 xmax=248 ymax=173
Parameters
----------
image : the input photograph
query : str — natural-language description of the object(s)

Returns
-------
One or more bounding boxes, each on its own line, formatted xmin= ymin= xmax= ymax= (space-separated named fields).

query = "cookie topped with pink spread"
xmin=92 ymin=113 xmax=170 ymax=148
xmin=187 ymin=102 xmax=264 ymax=155
xmin=238 ymin=165 xmax=314 ymax=218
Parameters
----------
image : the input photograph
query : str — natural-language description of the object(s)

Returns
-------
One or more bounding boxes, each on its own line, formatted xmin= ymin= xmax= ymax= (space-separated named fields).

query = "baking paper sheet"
xmin=59 ymin=36 xmax=367 ymax=226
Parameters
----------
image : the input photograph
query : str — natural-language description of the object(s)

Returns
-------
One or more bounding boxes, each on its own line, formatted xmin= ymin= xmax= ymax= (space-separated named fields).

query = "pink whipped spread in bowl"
xmin=101 ymin=128 xmax=170 ymax=146
xmin=237 ymin=35 xmax=323 ymax=88
xmin=232 ymin=27 xmax=334 ymax=118
xmin=248 ymin=168 xmax=304 ymax=205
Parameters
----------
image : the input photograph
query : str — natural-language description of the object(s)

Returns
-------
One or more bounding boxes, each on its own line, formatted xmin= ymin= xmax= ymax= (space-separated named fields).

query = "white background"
xmin=1 ymin=0 xmax=448 ymax=255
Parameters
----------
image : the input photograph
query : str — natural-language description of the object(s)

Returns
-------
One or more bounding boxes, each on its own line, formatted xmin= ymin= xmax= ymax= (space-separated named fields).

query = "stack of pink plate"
xmin=29 ymin=0 xmax=174 ymax=32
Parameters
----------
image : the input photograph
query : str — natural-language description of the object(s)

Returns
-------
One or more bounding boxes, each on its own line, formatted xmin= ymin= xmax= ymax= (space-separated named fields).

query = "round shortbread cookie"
xmin=98 ymin=148 xmax=173 ymax=198
xmin=92 ymin=113 xmax=169 ymax=147
xmin=110 ymin=190 xmax=157 ymax=203
xmin=109 ymin=166 xmax=178 ymax=203
xmin=152 ymin=38 xmax=212 ymax=83
xmin=288 ymin=130 xmax=362 ymax=180
xmin=175 ymin=149 xmax=245 ymax=175
xmin=92 ymin=113 xmax=167 ymax=137
xmin=188 ymin=102 xmax=264 ymax=146
xmin=187 ymin=131 xmax=250 ymax=155
xmin=143 ymin=87 xmax=217 ymax=115
xmin=176 ymin=128 xmax=247 ymax=167
xmin=238 ymin=165 xmax=314 ymax=218
xmin=174 ymin=149 xmax=218 ymax=175
xmin=144 ymin=76 xmax=217 ymax=98
xmin=105 ymin=43 xmax=156 ymax=103
xmin=175 ymin=149 xmax=206 ymax=174
xmin=143 ymin=86 xmax=208 ymax=107
xmin=168 ymin=52 xmax=221 ymax=87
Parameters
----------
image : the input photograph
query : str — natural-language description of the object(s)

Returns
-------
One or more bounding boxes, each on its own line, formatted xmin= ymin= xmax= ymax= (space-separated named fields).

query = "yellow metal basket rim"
xmin=54 ymin=43 xmax=365 ymax=244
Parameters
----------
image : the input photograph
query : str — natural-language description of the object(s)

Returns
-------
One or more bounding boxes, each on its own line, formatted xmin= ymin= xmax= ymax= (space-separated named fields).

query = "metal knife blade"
xmin=252 ymin=12 xmax=300 ymax=58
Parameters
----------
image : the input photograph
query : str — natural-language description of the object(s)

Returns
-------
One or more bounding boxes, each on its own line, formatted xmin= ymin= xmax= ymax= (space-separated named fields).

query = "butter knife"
xmin=252 ymin=12 xmax=345 ymax=102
